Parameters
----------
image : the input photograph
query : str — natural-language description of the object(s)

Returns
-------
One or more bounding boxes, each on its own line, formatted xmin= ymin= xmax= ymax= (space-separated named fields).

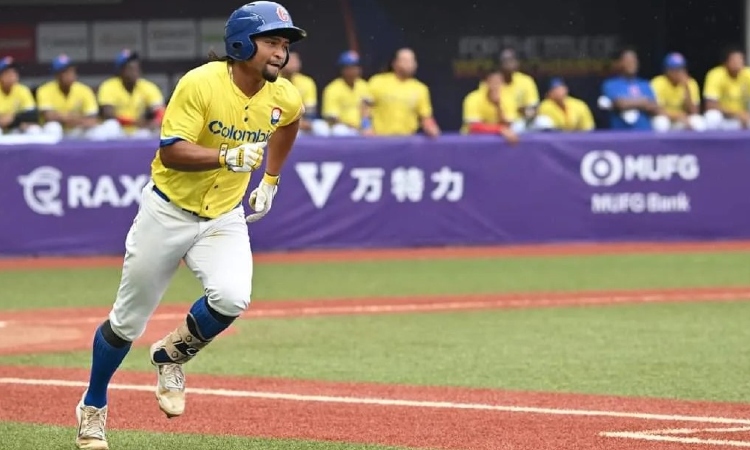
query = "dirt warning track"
xmin=2 ymin=366 xmax=750 ymax=449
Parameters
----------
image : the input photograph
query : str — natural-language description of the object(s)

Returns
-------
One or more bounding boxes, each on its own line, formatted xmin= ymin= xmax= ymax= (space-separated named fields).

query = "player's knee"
xmin=688 ymin=114 xmax=707 ymax=132
xmin=651 ymin=115 xmax=672 ymax=133
xmin=106 ymin=310 xmax=143 ymax=342
xmin=704 ymin=110 xmax=724 ymax=130
xmin=205 ymin=283 xmax=251 ymax=317
xmin=310 ymin=119 xmax=331 ymax=136
xmin=531 ymin=115 xmax=556 ymax=131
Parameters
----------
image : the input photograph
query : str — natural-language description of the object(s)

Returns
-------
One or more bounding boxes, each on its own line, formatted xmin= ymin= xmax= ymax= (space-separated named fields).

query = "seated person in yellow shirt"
xmin=0 ymin=56 xmax=40 ymax=136
xmin=368 ymin=47 xmax=440 ymax=137
xmin=35 ymin=54 xmax=111 ymax=139
xmin=498 ymin=49 xmax=540 ymax=132
xmin=280 ymin=51 xmax=319 ymax=134
xmin=535 ymin=78 xmax=595 ymax=132
xmin=461 ymin=69 xmax=519 ymax=143
xmin=318 ymin=50 xmax=373 ymax=137
xmin=649 ymin=53 xmax=705 ymax=132
xmin=703 ymin=46 xmax=750 ymax=130
xmin=97 ymin=49 xmax=165 ymax=139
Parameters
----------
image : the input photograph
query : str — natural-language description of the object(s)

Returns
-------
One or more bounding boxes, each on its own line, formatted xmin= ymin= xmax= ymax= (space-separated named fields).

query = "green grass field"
xmin=2 ymin=248 xmax=750 ymax=449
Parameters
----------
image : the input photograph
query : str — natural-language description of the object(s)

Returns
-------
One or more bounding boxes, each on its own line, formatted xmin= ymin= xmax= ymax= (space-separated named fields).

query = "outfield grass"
xmin=2 ymin=251 xmax=750 ymax=310
xmin=1 ymin=422 xmax=405 ymax=450
xmin=4 ymin=300 xmax=750 ymax=403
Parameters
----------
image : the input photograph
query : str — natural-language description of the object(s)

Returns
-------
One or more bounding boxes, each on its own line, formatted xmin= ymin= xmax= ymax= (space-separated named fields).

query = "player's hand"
xmin=245 ymin=173 xmax=279 ymax=223
xmin=220 ymin=142 xmax=266 ymax=173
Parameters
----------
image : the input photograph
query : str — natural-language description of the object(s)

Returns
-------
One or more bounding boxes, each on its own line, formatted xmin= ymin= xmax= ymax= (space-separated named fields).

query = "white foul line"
xmin=601 ymin=431 xmax=750 ymax=447
xmin=2 ymin=377 xmax=750 ymax=426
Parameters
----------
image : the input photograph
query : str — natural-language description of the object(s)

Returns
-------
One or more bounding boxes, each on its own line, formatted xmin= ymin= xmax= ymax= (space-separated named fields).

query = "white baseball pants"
xmin=108 ymin=180 xmax=253 ymax=342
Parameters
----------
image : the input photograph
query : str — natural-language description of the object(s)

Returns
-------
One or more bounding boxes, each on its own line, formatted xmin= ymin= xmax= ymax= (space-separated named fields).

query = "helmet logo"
xmin=276 ymin=6 xmax=289 ymax=21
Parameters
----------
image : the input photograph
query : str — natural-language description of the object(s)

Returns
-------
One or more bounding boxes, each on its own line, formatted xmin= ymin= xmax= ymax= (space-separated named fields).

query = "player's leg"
xmin=76 ymin=182 xmax=196 ymax=449
xmin=149 ymin=208 xmax=252 ymax=418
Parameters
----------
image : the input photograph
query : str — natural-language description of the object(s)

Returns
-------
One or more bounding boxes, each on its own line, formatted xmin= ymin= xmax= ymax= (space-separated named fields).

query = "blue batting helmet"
xmin=224 ymin=1 xmax=307 ymax=64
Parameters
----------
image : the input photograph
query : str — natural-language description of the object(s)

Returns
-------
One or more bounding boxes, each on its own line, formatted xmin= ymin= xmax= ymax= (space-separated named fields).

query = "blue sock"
xmin=83 ymin=322 xmax=131 ymax=408
xmin=188 ymin=296 xmax=234 ymax=340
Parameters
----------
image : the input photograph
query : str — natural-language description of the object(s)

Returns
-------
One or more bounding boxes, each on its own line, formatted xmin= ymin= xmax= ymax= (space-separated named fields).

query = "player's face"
xmin=620 ymin=51 xmax=639 ymax=76
xmin=485 ymin=73 xmax=503 ymax=91
xmin=121 ymin=60 xmax=140 ymax=83
xmin=666 ymin=67 xmax=685 ymax=83
xmin=58 ymin=66 xmax=77 ymax=86
xmin=341 ymin=65 xmax=361 ymax=81
xmin=0 ymin=67 xmax=18 ymax=89
xmin=254 ymin=36 xmax=290 ymax=82
xmin=393 ymin=49 xmax=417 ymax=77
xmin=726 ymin=52 xmax=745 ymax=74
xmin=549 ymin=85 xmax=568 ymax=101
xmin=500 ymin=57 xmax=518 ymax=73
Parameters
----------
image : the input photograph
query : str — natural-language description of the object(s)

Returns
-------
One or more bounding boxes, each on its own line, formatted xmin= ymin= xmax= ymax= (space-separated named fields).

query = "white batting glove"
xmin=246 ymin=173 xmax=279 ymax=223
xmin=219 ymin=142 xmax=266 ymax=172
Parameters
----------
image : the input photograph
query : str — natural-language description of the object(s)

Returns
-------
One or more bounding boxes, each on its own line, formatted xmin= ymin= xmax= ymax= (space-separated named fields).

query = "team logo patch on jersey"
xmin=276 ymin=6 xmax=289 ymax=21
xmin=271 ymin=107 xmax=282 ymax=125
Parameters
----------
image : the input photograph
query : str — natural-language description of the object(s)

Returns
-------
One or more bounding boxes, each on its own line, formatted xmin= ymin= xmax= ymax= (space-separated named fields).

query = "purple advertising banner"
xmin=2 ymin=132 xmax=750 ymax=256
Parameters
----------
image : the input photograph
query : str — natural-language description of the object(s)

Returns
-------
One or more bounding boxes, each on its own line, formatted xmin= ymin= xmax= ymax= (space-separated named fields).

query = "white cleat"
xmin=75 ymin=392 xmax=109 ymax=450
xmin=150 ymin=341 xmax=186 ymax=418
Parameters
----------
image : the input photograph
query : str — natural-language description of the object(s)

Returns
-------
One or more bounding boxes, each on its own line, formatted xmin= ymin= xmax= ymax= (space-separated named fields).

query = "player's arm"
xmin=142 ymin=82 xmax=166 ymax=127
xmin=320 ymin=84 xmax=340 ymax=125
xmin=520 ymin=78 xmax=540 ymax=119
xmin=682 ymin=79 xmax=700 ymax=115
xmin=701 ymin=70 xmax=733 ymax=116
xmin=158 ymin=74 xmax=261 ymax=173
xmin=244 ymin=105 xmax=302 ymax=223
xmin=266 ymin=111 xmax=301 ymax=176
xmin=418 ymin=85 xmax=440 ymax=137
xmin=9 ymin=87 xmax=39 ymax=129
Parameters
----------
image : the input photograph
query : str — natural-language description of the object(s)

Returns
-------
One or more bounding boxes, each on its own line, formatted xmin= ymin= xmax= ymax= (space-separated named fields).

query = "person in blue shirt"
xmin=600 ymin=47 xmax=665 ymax=130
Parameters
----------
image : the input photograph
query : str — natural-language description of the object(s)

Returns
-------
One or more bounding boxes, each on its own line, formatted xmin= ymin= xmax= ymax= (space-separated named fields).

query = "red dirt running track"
xmin=3 ymin=365 xmax=750 ymax=449
xmin=2 ymin=239 xmax=750 ymax=270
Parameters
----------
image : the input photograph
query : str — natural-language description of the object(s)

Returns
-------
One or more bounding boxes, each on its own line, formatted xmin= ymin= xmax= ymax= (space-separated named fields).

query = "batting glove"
xmin=246 ymin=173 xmax=279 ymax=223
xmin=219 ymin=142 xmax=266 ymax=173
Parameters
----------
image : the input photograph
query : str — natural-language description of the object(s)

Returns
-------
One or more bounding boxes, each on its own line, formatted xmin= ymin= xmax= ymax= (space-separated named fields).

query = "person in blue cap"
xmin=598 ymin=47 xmax=666 ymax=131
xmin=318 ymin=50 xmax=374 ymax=136
xmin=73 ymin=2 xmax=307 ymax=448
xmin=96 ymin=49 xmax=165 ymax=139
xmin=649 ymin=52 xmax=705 ymax=132
xmin=35 ymin=54 xmax=101 ymax=139
xmin=535 ymin=77 xmax=595 ymax=132
xmin=0 ymin=55 xmax=39 ymax=137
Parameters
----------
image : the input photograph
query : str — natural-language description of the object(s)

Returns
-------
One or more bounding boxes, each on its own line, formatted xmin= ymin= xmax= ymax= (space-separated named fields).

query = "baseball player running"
xmin=74 ymin=3 xmax=306 ymax=449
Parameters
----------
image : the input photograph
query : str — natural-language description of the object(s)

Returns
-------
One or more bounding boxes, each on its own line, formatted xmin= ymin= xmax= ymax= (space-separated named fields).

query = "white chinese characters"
xmin=295 ymin=162 xmax=465 ymax=208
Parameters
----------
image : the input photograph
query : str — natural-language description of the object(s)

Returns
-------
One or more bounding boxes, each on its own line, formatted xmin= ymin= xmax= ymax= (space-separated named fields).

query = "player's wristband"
xmin=218 ymin=149 xmax=228 ymax=168
xmin=263 ymin=172 xmax=280 ymax=186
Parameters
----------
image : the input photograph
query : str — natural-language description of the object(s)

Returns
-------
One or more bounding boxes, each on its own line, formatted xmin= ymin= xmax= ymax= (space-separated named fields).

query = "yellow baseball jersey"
xmin=368 ymin=72 xmax=433 ymax=135
xmin=537 ymin=97 xmax=595 ymax=131
xmin=479 ymin=72 xmax=540 ymax=109
xmin=650 ymin=75 xmax=700 ymax=115
xmin=97 ymin=76 xmax=164 ymax=132
xmin=153 ymin=61 xmax=303 ymax=219
xmin=702 ymin=66 xmax=750 ymax=114
xmin=288 ymin=72 xmax=317 ymax=110
xmin=36 ymin=81 xmax=99 ymax=126
xmin=0 ymin=83 xmax=35 ymax=116
xmin=461 ymin=87 xmax=520 ymax=131
xmin=321 ymin=78 xmax=372 ymax=129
